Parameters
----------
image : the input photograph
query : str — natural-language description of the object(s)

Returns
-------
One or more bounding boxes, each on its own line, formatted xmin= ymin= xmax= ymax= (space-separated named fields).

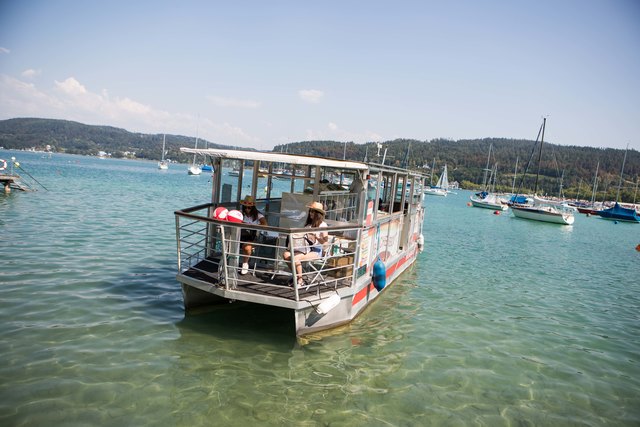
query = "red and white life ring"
xmin=0 ymin=159 xmax=6 ymax=171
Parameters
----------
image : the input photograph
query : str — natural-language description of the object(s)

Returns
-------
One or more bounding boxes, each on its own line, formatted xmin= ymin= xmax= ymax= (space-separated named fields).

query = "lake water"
xmin=1 ymin=150 xmax=639 ymax=426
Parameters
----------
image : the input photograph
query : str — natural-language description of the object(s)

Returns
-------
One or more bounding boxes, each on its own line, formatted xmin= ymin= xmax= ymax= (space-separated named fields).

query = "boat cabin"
xmin=174 ymin=148 xmax=427 ymax=336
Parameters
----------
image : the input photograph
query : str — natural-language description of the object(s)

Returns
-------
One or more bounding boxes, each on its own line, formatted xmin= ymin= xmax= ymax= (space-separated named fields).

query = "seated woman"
xmin=283 ymin=201 xmax=329 ymax=286
xmin=239 ymin=195 xmax=267 ymax=275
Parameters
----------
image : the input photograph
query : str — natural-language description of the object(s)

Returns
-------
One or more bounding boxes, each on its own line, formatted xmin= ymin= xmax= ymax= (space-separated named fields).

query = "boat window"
xmin=363 ymin=171 xmax=378 ymax=222
xmin=411 ymin=176 xmax=425 ymax=204
xmin=395 ymin=175 xmax=406 ymax=213
xmin=379 ymin=172 xmax=395 ymax=213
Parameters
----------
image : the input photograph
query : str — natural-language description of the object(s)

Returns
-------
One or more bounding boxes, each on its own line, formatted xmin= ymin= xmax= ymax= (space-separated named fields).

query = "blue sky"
xmin=1 ymin=0 xmax=638 ymax=150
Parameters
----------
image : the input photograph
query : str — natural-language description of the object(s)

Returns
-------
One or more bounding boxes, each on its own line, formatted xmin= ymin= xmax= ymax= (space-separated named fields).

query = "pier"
xmin=1 ymin=174 xmax=32 ymax=193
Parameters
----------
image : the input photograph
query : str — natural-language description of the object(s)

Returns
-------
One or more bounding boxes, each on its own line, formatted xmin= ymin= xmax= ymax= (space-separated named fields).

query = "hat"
xmin=306 ymin=201 xmax=325 ymax=215
xmin=239 ymin=195 xmax=256 ymax=207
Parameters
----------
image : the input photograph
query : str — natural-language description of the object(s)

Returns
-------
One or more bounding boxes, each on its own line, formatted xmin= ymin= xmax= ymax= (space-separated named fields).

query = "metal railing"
xmin=175 ymin=203 xmax=361 ymax=301
xmin=317 ymin=191 xmax=358 ymax=222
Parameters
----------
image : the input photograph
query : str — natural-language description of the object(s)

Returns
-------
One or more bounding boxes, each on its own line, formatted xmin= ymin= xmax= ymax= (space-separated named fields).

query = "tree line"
xmin=1 ymin=117 xmax=638 ymax=203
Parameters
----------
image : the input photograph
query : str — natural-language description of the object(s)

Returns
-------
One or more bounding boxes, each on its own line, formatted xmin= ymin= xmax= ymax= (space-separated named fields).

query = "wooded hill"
xmin=0 ymin=117 xmax=235 ymax=163
xmin=1 ymin=117 xmax=638 ymax=203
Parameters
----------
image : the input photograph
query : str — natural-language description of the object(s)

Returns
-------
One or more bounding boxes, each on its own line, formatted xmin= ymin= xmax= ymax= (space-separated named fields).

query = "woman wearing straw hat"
xmin=239 ymin=195 xmax=267 ymax=275
xmin=283 ymin=201 xmax=329 ymax=286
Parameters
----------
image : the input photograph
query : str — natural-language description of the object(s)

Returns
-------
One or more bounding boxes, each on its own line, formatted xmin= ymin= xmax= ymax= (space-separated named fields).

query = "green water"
xmin=0 ymin=151 xmax=638 ymax=426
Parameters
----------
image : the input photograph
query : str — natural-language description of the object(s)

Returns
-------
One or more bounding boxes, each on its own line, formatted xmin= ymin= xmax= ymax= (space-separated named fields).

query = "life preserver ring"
xmin=0 ymin=159 xmax=6 ymax=171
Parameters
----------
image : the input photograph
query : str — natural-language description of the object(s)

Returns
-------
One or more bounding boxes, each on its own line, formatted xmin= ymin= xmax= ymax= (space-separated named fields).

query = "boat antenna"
xmin=533 ymin=117 xmax=546 ymax=195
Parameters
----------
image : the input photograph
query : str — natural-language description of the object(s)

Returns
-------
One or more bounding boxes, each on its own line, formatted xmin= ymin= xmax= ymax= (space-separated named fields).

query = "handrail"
xmin=175 ymin=206 xmax=361 ymax=302
xmin=175 ymin=204 xmax=360 ymax=234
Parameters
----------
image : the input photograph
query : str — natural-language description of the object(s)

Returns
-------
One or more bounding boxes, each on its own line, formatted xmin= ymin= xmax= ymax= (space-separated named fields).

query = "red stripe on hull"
xmin=351 ymin=248 xmax=417 ymax=307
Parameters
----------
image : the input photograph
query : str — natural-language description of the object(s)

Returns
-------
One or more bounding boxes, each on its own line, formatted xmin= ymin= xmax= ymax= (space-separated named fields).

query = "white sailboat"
xmin=470 ymin=143 xmax=508 ymax=210
xmin=158 ymin=134 xmax=169 ymax=170
xmin=510 ymin=118 xmax=575 ymax=225
xmin=187 ymin=134 xmax=202 ymax=176
xmin=424 ymin=161 xmax=449 ymax=196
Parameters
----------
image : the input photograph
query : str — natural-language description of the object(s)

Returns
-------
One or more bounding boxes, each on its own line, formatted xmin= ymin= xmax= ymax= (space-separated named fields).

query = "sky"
xmin=1 ymin=0 xmax=639 ymax=150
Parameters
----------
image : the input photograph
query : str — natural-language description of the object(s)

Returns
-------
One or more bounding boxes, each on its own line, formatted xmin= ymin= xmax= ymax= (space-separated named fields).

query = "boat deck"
xmin=1 ymin=174 xmax=32 ymax=192
xmin=183 ymin=256 xmax=352 ymax=301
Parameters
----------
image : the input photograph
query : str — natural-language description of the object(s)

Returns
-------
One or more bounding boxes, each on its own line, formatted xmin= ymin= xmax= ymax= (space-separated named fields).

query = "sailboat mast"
xmin=429 ymin=158 xmax=435 ymax=186
xmin=615 ymin=143 xmax=629 ymax=202
xmin=511 ymin=156 xmax=518 ymax=194
xmin=558 ymin=169 xmax=565 ymax=199
xmin=482 ymin=143 xmax=492 ymax=191
xmin=591 ymin=161 xmax=599 ymax=205
xmin=192 ymin=126 xmax=199 ymax=166
xmin=533 ymin=118 xmax=546 ymax=195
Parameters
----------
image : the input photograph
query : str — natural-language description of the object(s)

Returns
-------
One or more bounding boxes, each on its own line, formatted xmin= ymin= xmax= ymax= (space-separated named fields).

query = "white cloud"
xmin=0 ymin=74 xmax=63 ymax=116
xmin=207 ymin=95 xmax=260 ymax=109
xmin=115 ymin=97 xmax=151 ymax=115
xmin=0 ymin=47 xmax=9 ymax=54
xmin=298 ymin=89 xmax=324 ymax=103
xmin=54 ymin=77 xmax=87 ymax=96
xmin=21 ymin=69 xmax=41 ymax=78
xmin=0 ymin=74 xmax=260 ymax=146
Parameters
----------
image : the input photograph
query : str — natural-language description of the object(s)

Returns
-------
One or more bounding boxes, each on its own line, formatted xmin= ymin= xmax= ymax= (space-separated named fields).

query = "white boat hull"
xmin=188 ymin=166 xmax=202 ymax=175
xmin=470 ymin=195 xmax=508 ymax=210
xmin=424 ymin=188 xmax=447 ymax=196
xmin=511 ymin=205 xmax=574 ymax=225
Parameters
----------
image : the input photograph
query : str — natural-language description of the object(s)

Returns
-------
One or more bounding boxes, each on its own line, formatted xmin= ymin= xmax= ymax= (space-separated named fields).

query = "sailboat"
xmin=597 ymin=144 xmax=640 ymax=223
xmin=424 ymin=160 xmax=449 ymax=196
xmin=575 ymin=162 xmax=602 ymax=215
xmin=158 ymin=134 xmax=169 ymax=170
xmin=510 ymin=118 xmax=575 ymax=225
xmin=470 ymin=143 xmax=508 ymax=210
xmin=187 ymin=134 xmax=202 ymax=175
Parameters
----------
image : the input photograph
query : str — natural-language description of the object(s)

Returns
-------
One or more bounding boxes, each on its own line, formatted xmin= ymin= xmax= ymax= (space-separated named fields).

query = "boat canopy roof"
xmin=181 ymin=147 xmax=369 ymax=171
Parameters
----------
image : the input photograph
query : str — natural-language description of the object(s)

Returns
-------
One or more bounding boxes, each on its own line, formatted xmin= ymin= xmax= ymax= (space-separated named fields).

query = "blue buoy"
xmin=373 ymin=259 xmax=386 ymax=291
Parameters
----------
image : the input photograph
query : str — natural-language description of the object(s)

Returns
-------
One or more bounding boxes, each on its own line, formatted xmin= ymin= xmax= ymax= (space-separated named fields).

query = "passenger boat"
xmin=173 ymin=148 xmax=428 ymax=338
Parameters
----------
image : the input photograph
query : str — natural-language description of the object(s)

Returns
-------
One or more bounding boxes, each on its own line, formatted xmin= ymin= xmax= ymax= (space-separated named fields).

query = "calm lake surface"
xmin=1 ymin=150 xmax=639 ymax=426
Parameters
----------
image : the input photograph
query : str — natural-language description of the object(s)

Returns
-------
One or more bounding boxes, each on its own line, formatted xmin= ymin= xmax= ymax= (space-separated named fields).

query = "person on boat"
xmin=283 ymin=201 xmax=329 ymax=286
xmin=239 ymin=195 xmax=267 ymax=275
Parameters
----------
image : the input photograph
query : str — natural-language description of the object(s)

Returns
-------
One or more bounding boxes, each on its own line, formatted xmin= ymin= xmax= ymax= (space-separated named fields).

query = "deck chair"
xmin=300 ymin=236 xmax=335 ymax=290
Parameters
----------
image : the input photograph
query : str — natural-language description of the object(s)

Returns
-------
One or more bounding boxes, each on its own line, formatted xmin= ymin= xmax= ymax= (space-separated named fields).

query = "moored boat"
xmin=511 ymin=204 xmax=575 ymax=224
xmin=158 ymin=134 xmax=169 ymax=170
xmin=597 ymin=202 xmax=640 ymax=223
xmin=470 ymin=144 xmax=507 ymax=210
xmin=470 ymin=191 xmax=508 ymax=210
xmin=596 ymin=144 xmax=639 ymax=223
xmin=173 ymin=148 xmax=428 ymax=338
xmin=424 ymin=160 xmax=449 ymax=196
xmin=509 ymin=118 xmax=575 ymax=226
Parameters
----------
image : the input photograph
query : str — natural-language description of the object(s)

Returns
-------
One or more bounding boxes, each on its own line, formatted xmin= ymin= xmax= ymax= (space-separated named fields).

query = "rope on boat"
xmin=15 ymin=161 xmax=49 ymax=191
